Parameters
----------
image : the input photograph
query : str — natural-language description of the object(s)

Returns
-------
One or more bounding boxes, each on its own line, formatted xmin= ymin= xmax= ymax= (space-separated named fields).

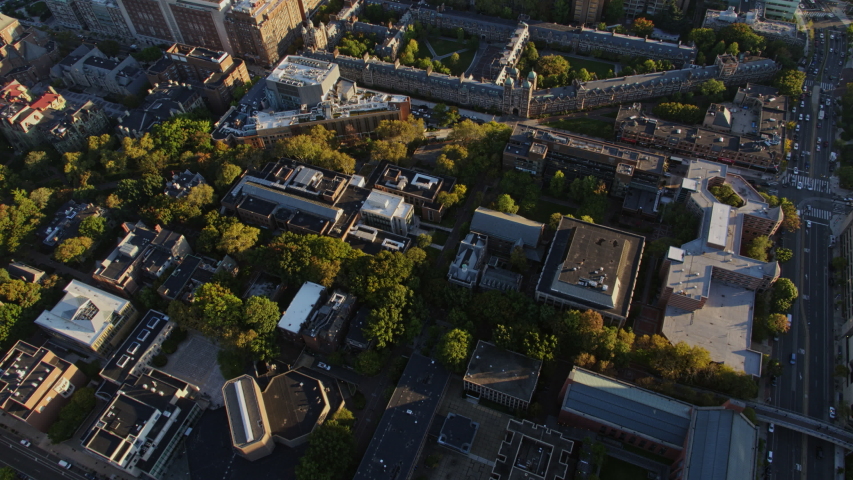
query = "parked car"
xmin=830 ymin=406 xmax=837 ymax=419
xmin=316 ymin=362 xmax=331 ymax=371
xmin=58 ymin=460 xmax=72 ymax=470
xmin=794 ymin=167 xmax=799 ymax=175
xmin=807 ymin=220 xmax=812 ymax=228
xmin=769 ymin=423 xmax=775 ymax=433
xmin=19 ymin=439 xmax=30 ymax=447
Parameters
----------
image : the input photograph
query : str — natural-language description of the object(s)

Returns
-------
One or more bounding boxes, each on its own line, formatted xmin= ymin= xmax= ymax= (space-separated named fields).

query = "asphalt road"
xmin=769 ymin=19 xmax=848 ymax=480
xmin=0 ymin=428 xmax=90 ymax=480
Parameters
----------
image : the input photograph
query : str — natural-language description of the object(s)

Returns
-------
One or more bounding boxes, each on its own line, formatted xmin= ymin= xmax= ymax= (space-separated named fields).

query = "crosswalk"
xmin=806 ymin=208 xmax=832 ymax=220
xmin=819 ymin=82 xmax=836 ymax=91
xmin=805 ymin=79 xmax=814 ymax=86
xmin=787 ymin=174 xmax=832 ymax=193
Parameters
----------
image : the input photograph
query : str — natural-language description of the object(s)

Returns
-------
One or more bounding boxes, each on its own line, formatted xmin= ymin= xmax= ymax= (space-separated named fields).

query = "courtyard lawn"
xmin=562 ymin=55 xmax=615 ymax=78
xmin=526 ymin=199 xmax=575 ymax=224
xmin=450 ymin=48 xmax=476 ymax=76
xmin=544 ymin=118 xmax=615 ymax=140
xmin=599 ymin=456 xmax=650 ymax=480
xmin=429 ymin=229 xmax=449 ymax=246
xmin=430 ymin=38 xmax=468 ymax=56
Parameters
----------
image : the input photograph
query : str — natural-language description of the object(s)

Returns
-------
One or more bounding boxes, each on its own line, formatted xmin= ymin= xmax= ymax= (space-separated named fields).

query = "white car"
xmin=799 ymin=114 xmax=804 ymax=121
xmin=806 ymin=114 xmax=811 ymax=121
xmin=796 ymin=124 xmax=801 ymax=132
xmin=794 ymin=143 xmax=799 ymax=150
xmin=768 ymin=423 xmax=775 ymax=433
xmin=817 ymin=144 xmax=821 ymax=152
xmin=793 ymin=106 xmax=797 ymax=113
xmin=830 ymin=406 xmax=837 ymax=419
xmin=767 ymin=451 xmax=774 ymax=464
xmin=797 ymin=181 xmax=803 ymax=190
xmin=794 ymin=167 xmax=799 ymax=175
xmin=316 ymin=362 xmax=331 ymax=371
xmin=19 ymin=439 xmax=30 ymax=447
xmin=807 ymin=220 xmax=812 ymax=228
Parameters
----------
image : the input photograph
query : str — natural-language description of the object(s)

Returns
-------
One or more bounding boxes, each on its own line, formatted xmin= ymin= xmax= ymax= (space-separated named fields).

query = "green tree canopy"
xmin=494 ymin=194 xmax=519 ymax=214
xmin=744 ymin=236 xmax=773 ymax=262
xmin=437 ymin=328 xmax=473 ymax=373
xmin=53 ymin=236 xmax=93 ymax=263
xmin=773 ymin=69 xmax=807 ymax=97
xmin=78 ymin=215 xmax=107 ymax=240
xmin=632 ymin=17 xmax=654 ymax=37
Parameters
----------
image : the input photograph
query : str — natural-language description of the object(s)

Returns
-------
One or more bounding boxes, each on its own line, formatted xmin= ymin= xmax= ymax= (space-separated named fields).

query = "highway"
xmin=767 ymin=11 xmax=849 ymax=480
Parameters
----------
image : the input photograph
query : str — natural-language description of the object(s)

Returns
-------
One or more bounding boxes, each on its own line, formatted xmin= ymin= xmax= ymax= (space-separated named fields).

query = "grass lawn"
xmin=544 ymin=118 xmax=614 ymax=140
xmin=599 ymin=456 xmax=649 ymax=480
xmin=526 ymin=199 xmax=575 ymax=224
xmin=451 ymin=48 xmax=476 ymax=75
xmin=430 ymin=38 xmax=467 ymax=56
xmin=429 ymin=229 xmax=449 ymax=245
xmin=561 ymin=55 xmax=614 ymax=78
xmin=601 ymin=111 xmax=620 ymax=118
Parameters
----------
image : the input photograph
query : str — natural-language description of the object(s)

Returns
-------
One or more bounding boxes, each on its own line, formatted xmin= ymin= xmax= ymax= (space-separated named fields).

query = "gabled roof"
xmin=35 ymin=280 xmax=130 ymax=349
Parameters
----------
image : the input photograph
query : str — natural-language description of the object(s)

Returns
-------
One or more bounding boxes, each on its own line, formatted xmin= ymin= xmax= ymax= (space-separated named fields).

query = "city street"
xmin=766 ymin=13 xmax=850 ymax=479
xmin=0 ymin=428 xmax=91 ymax=480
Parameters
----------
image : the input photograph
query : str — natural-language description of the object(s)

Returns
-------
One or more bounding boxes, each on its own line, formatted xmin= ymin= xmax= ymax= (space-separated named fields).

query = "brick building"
xmin=225 ymin=0 xmax=306 ymax=67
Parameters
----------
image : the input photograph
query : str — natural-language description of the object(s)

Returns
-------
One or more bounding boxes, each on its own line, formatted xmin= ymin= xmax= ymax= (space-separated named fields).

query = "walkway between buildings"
xmin=749 ymin=403 xmax=853 ymax=449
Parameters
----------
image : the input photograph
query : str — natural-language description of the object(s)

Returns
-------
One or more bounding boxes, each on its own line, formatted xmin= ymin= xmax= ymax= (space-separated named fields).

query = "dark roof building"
xmin=437 ymin=413 xmax=479 ymax=455
xmin=463 ymin=341 xmax=542 ymax=410
xmin=343 ymin=224 xmax=411 ymax=255
xmin=300 ymin=290 xmax=356 ymax=354
xmin=491 ymin=419 xmax=574 ymax=480
xmin=536 ymin=216 xmax=644 ymax=327
xmin=354 ymin=354 xmax=450 ymax=480
xmin=40 ymin=200 xmax=107 ymax=247
xmin=100 ymin=310 xmax=173 ymax=386
xmin=83 ymin=370 xmax=202 ymax=479
xmin=372 ymin=163 xmax=457 ymax=223
xmin=345 ymin=307 xmax=372 ymax=351
xmin=558 ymin=367 xmax=758 ymax=476
xmin=223 ymin=368 xmax=337 ymax=460
xmin=93 ymin=221 xmax=192 ymax=296
xmin=164 ymin=169 xmax=207 ymax=198
xmin=447 ymin=233 xmax=488 ymax=289
xmin=470 ymin=207 xmax=544 ymax=256
xmin=117 ymin=83 xmax=204 ymax=139
xmin=156 ymin=255 xmax=238 ymax=302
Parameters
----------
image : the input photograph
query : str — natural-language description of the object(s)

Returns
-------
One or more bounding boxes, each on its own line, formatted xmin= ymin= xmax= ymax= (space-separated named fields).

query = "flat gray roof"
xmin=464 ymin=341 xmax=542 ymax=403
xmin=686 ymin=408 xmax=757 ymax=480
xmin=562 ymin=368 xmax=692 ymax=448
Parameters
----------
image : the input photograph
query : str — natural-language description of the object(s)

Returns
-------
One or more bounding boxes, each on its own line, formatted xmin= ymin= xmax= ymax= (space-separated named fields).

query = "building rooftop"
xmin=470 ymin=207 xmax=543 ymax=248
xmin=345 ymin=307 xmax=372 ymax=349
xmin=278 ymin=282 xmax=325 ymax=335
xmin=561 ymin=367 xmax=693 ymax=449
xmin=262 ymin=370 xmax=329 ymax=441
xmin=362 ymin=189 xmax=412 ymax=221
xmin=491 ymin=419 xmax=574 ymax=480
xmin=165 ymin=170 xmax=206 ymax=198
xmin=167 ymin=43 xmax=229 ymax=64
xmin=222 ymin=375 xmax=266 ymax=448
xmin=437 ymin=413 xmax=479 ymax=455
xmin=537 ymin=217 xmax=644 ymax=319
xmin=464 ymin=341 xmax=542 ymax=404
xmin=34 ymin=280 xmax=131 ymax=350
xmin=6 ymin=261 xmax=44 ymax=283
xmin=684 ymin=408 xmax=758 ymax=480
xmin=354 ymin=354 xmax=450 ymax=480
xmin=375 ymin=164 xmax=453 ymax=204
xmin=343 ymin=224 xmax=411 ymax=255
xmin=448 ymin=233 xmax=487 ymax=286
xmin=268 ymin=55 xmax=337 ymax=87
xmin=0 ymin=341 xmax=74 ymax=415
xmin=100 ymin=310 xmax=169 ymax=385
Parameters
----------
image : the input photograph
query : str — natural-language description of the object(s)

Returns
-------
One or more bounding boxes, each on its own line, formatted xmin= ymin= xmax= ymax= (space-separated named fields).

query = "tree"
xmin=689 ymin=28 xmax=718 ymax=52
xmin=448 ymin=52 xmax=460 ymax=67
xmin=433 ymin=103 xmax=461 ymax=127
xmin=766 ymin=313 xmax=790 ymax=334
xmin=437 ymin=328 xmax=472 ymax=373
xmin=771 ymin=277 xmax=799 ymax=313
xmin=0 ymin=303 xmax=21 ymax=344
xmin=48 ymin=387 xmax=96 ymax=443
xmin=494 ymin=194 xmax=519 ymax=214
xmin=773 ymin=69 xmax=807 ymax=97
xmin=53 ymin=236 xmax=93 ymax=263
xmin=549 ymin=212 xmax=564 ymax=231
xmin=0 ymin=467 xmax=16 ymax=480
xmin=0 ymin=279 xmax=41 ymax=308
xmin=417 ymin=233 xmax=433 ymax=248
xmin=780 ymin=199 xmax=800 ymax=232
xmin=78 ymin=216 xmax=106 ymax=241
xmin=216 ymin=162 xmax=243 ymax=191
xmin=632 ymin=17 xmax=654 ymax=38
xmin=354 ymin=349 xmax=382 ymax=376
xmin=711 ymin=40 xmax=727 ymax=57
xmin=604 ymin=0 xmax=624 ymax=23
xmin=371 ymin=139 xmax=408 ymax=164
xmin=653 ymin=102 xmax=704 ymax=124
xmin=744 ymin=236 xmax=772 ymax=262
xmin=699 ymin=79 xmax=726 ymax=97
xmin=719 ymin=22 xmax=766 ymax=53
xmin=554 ymin=0 xmax=571 ymax=23
xmin=243 ymin=296 xmax=279 ymax=335
xmin=510 ymin=245 xmax=527 ymax=273
xmin=726 ymin=42 xmax=740 ymax=56
xmin=134 ymin=46 xmax=163 ymax=62
xmin=776 ymin=247 xmax=793 ymax=263
xmin=97 ymin=40 xmax=120 ymax=56
xmin=549 ymin=170 xmax=566 ymax=196
xmin=574 ymin=68 xmax=592 ymax=82
xmin=23 ymin=150 xmax=50 ymax=177
xmin=535 ymin=55 xmax=570 ymax=87
xmin=295 ymin=409 xmax=356 ymax=480
xmin=838 ymin=166 xmax=853 ymax=190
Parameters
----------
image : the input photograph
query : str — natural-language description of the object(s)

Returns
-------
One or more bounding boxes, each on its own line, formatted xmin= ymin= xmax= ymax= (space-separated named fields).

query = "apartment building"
xmin=763 ymin=0 xmax=799 ymax=20
xmin=0 ymin=16 xmax=61 ymax=86
xmin=76 ymin=0 xmax=133 ymax=36
xmin=34 ymin=280 xmax=140 ymax=358
xmin=43 ymin=100 xmax=111 ymax=154
xmin=117 ymin=82 xmax=205 ymax=138
xmin=146 ymin=44 xmax=250 ymax=114
xmin=93 ymin=221 xmax=192 ymax=296
xmin=45 ymin=0 xmax=85 ymax=29
xmin=52 ymin=44 xmax=148 ymax=97
xmin=225 ymin=0 xmax=305 ymax=67
xmin=117 ymin=0 xmax=234 ymax=53
xmin=703 ymin=8 xmax=805 ymax=48
xmin=657 ymin=158 xmax=781 ymax=376
xmin=573 ymin=0 xmax=602 ymax=25
xmin=300 ymin=290 xmax=356 ymax=353
xmin=100 ymin=310 xmax=174 ymax=385
xmin=0 ymin=341 xmax=88 ymax=432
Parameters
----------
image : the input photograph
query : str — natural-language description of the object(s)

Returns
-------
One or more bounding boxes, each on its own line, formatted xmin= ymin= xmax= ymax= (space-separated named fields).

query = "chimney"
xmin=154 ymin=224 xmax=162 ymax=233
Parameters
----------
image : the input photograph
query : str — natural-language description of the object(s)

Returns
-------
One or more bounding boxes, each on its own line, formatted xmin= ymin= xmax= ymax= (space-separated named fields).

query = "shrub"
xmin=152 ymin=354 xmax=168 ymax=368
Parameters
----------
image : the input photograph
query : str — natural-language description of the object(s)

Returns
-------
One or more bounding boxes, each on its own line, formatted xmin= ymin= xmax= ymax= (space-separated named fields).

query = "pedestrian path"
xmin=819 ymin=82 xmax=836 ymax=91
xmin=788 ymin=174 xmax=831 ymax=193
xmin=805 ymin=79 xmax=814 ymax=86
xmin=806 ymin=208 xmax=832 ymax=220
